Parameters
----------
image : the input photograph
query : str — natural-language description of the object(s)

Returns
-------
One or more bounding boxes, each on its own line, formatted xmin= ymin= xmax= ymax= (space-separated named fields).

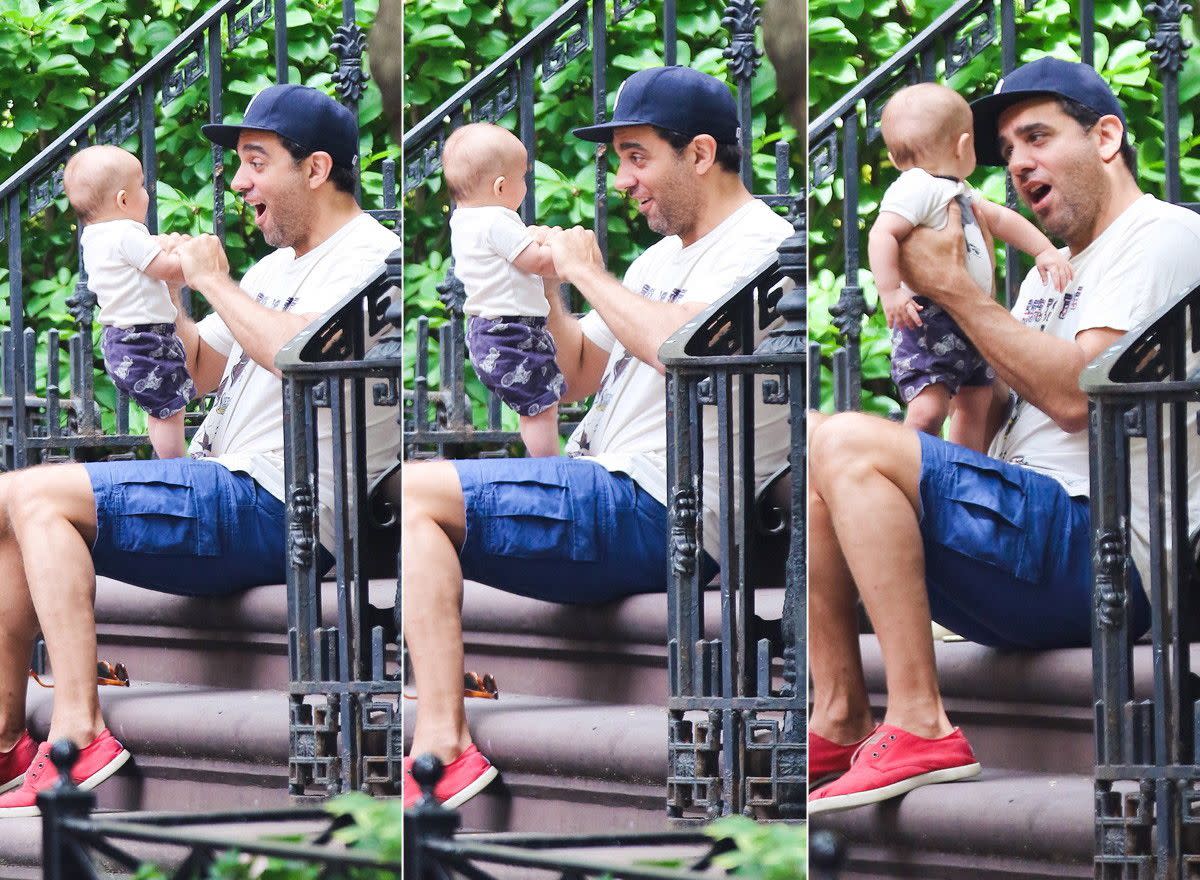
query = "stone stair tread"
xmin=812 ymin=769 xmax=1093 ymax=869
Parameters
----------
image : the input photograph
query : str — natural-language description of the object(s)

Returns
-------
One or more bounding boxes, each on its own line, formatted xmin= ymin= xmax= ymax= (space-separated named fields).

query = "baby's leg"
xmin=519 ymin=405 xmax=560 ymax=457
xmin=147 ymin=410 xmax=186 ymax=459
xmin=948 ymin=384 xmax=992 ymax=453
xmin=902 ymin=383 xmax=951 ymax=437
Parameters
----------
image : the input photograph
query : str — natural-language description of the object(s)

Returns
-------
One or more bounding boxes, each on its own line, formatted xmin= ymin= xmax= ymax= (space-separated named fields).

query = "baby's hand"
xmin=1035 ymin=247 xmax=1073 ymax=293
xmin=527 ymin=225 xmax=554 ymax=245
xmin=880 ymin=286 xmax=922 ymax=330
xmin=155 ymin=232 xmax=191 ymax=253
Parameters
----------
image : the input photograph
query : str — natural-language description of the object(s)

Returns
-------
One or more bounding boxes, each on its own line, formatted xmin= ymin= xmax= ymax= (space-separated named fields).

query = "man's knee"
xmin=6 ymin=464 xmax=96 ymax=542
xmin=811 ymin=412 xmax=920 ymax=496
xmin=402 ymin=460 xmax=466 ymax=538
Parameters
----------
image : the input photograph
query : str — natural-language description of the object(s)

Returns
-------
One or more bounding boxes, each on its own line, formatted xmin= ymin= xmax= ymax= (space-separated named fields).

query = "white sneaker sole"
xmin=0 ymin=748 xmax=131 ymax=818
xmin=808 ymin=761 xmax=981 ymax=816
xmin=439 ymin=764 xmax=498 ymax=809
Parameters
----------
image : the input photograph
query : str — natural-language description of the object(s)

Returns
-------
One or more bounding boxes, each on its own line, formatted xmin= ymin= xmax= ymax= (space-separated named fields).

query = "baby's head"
xmin=441 ymin=123 xmax=529 ymax=211
xmin=880 ymin=83 xmax=975 ymax=179
xmin=63 ymin=145 xmax=149 ymax=226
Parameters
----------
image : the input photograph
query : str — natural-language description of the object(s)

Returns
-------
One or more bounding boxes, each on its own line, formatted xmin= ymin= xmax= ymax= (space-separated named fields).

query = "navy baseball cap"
xmin=572 ymin=66 xmax=740 ymax=145
xmin=971 ymin=57 xmax=1126 ymax=166
xmin=202 ymin=84 xmax=358 ymax=169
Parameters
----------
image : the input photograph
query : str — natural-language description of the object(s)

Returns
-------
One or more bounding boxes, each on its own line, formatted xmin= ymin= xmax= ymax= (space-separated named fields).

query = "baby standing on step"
xmin=442 ymin=122 xmax=564 ymax=457
xmin=64 ymin=145 xmax=194 ymax=459
xmin=870 ymin=82 xmax=1074 ymax=451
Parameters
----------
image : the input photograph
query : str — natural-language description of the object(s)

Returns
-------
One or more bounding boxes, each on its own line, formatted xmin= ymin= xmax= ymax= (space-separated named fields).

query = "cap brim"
xmin=571 ymin=118 xmax=650 ymax=142
xmin=201 ymin=123 xmax=249 ymax=150
xmin=970 ymin=88 xmax=1062 ymax=166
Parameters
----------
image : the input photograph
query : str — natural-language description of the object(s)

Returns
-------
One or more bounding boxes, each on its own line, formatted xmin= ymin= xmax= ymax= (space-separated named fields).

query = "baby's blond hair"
xmin=880 ymin=83 xmax=973 ymax=169
xmin=441 ymin=123 xmax=527 ymax=203
xmin=62 ymin=145 xmax=141 ymax=225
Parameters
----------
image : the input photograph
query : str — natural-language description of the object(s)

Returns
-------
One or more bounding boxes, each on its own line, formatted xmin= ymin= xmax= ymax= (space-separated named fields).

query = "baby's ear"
xmin=956 ymin=131 xmax=972 ymax=160
xmin=885 ymin=150 xmax=897 ymax=167
xmin=115 ymin=188 xmax=127 ymax=208
xmin=493 ymin=175 xmax=506 ymax=197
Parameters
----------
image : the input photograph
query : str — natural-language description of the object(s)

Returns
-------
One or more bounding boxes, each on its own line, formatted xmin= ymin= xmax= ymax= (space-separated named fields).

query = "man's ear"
xmin=690 ymin=134 xmax=717 ymax=174
xmin=306 ymin=151 xmax=334 ymax=189
xmin=1095 ymin=115 xmax=1125 ymax=165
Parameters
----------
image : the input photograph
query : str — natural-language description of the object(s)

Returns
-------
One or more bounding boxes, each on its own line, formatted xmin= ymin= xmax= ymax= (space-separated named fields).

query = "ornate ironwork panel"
xmin=404 ymin=135 xmax=442 ymax=193
xmin=162 ymin=39 xmax=207 ymax=105
xmin=227 ymin=0 xmax=273 ymax=49
xmin=542 ymin=9 xmax=590 ymax=81
xmin=945 ymin=4 xmax=996 ymax=77
xmin=613 ymin=0 xmax=649 ymax=23
xmin=472 ymin=72 xmax=520 ymax=125
xmin=28 ymin=165 xmax=65 ymax=217
xmin=722 ymin=0 xmax=762 ymax=81
xmin=94 ymin=103 xmax=141 ymax=147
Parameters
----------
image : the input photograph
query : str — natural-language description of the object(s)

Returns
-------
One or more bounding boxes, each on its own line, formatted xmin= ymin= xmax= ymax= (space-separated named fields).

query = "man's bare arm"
xmin=550 ymin=227 xmax=705 ymax=375
xmin=176 ymin=234 xmax=318 ymax=379
xmin=542 ymin=276 xmax=609 ymax=402
xmin=898 ymin=201 xmax=1118 ymax=434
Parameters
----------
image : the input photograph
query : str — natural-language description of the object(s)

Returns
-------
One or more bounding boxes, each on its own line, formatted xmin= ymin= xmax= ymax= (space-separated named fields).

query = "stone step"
xmin=460 ymin=580 xmax=786 ymax=705
xmin=811 ymin=770 xmax=1094 ymax=879
xmin=406 ymin=693 xmax=680 ymax=833
xmin=90 ymin=576 xmax=396 ymax=691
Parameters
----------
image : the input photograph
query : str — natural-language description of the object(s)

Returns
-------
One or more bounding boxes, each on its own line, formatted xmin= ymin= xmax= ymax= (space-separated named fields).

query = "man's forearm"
xmin=570 ymin=263 xmax=701 ymax=374
xmin=192 ymin=273 xmax=312 ymax=377
xmin=937 ymin=283 xmax=1091 ymax=432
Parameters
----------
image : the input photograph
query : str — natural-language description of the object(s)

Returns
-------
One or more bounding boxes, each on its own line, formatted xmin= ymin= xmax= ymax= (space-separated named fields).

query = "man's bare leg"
xmin=7 ymin=465 xmax=102 ymax=748
xmin=807 ymin=412 xmax=874 ymax=745
xmin=0 ymin=475 xmax=38 ymax=752
xmin=811 ymin=412 xmax=952 ymax=739
xmin=403 ymin=460 xmax=472 ymax=764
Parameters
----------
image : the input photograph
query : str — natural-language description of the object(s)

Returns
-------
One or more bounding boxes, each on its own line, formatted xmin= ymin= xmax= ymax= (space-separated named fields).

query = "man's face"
xmin=231 ymin=130 xmax=313 ymax=250
xmin=996 ymin=97 xmax=1107 ymax=246
xmin=611 ymin=125 xmax=701 ymax=239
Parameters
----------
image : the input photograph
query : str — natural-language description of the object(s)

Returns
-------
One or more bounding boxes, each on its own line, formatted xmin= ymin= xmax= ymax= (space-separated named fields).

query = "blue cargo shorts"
xmin=84 ymin=457 xmax=316 ymax=596
xmin=917 ymin=433 xmax=1150 ymax=648
xmin=453 ymin=456 xmax=715 ymax=603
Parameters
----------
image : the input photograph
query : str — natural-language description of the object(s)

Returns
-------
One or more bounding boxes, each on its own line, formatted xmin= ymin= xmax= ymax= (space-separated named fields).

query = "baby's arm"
xmin=143 ymin=234 xmax=187 ymax=287
xmin=511 ymin=238 xmax=557 ymax=278
xmin=974 ymin=199 xmax=1073 ymax=292
xmin=868 ymin=212 xmax=923 ymax=329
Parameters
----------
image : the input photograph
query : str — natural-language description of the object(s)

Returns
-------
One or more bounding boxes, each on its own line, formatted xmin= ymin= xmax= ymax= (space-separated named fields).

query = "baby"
xmin=869 ymin=82 xmax=1073 ymax=451
xmin=63 ymin=145 xmax=194 ymax=459
xmin=442 ymin=122 xmax=562 ymax=457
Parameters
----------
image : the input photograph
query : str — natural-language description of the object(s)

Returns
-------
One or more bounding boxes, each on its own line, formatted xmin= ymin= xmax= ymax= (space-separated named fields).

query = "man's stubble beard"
xmin=1037 ymin=152 xmax=1109 ymax=248
xmin=646 ymin=163 xmax=703 ymax=240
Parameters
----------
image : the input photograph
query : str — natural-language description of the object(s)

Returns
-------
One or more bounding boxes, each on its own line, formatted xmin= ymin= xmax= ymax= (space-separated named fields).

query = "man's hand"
xmin=548 ymin=226 xmax=603 ymax=286
xmin=155 ymin=232 xmax=192 ymax=254
xmin=177 ymin=234 xmax=231 ymax=292
xmin=898 ymin=201 xmax=986 ymax=308
xmin=527 ymin=224 xmax=556 ymax=245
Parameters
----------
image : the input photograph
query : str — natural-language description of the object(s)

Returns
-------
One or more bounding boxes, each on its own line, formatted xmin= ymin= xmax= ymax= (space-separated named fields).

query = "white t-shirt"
xmin=988 ymin=194 xmax=1200 ymax=587
xmin=450 ymin=205 xmax=545 ymax=318
xmin=564 ymin=198 xmax=794 ymax=555
xmin=80 ymin=219 xmax=178 ymax=327
xmin=189 ymin=212 xmax=401 ymax=550
xmin=880 ymin=167 xmax=993 ymax=296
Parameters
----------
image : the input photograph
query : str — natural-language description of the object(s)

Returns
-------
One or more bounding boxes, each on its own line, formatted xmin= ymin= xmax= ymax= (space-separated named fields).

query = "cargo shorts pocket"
xmin=112 ymin=479 xmax=220 ymax=557
xmin=931 ymin=459 xmax=1039 ymax=583
xmin=477 ymin=477 xmax=601 ymax=563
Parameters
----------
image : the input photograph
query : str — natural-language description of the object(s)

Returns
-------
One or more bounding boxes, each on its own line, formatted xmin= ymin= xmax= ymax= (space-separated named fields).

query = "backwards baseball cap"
xmin=202 ymin=84 xmax=359 ymax=169
xmin=572 ymin=66 xmax=740 ymax=145
xmin=970 ymin=56 xmax=1126 ymax=166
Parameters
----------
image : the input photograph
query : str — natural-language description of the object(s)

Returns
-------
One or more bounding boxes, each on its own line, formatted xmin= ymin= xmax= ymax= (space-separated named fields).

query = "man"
xmin=403 ymin=65 xmax=794 ymax=808
xmin=808 ymin=57 xmax=1200 ymax=814
xmin=0 ymin=84 xmax=400 ymax=816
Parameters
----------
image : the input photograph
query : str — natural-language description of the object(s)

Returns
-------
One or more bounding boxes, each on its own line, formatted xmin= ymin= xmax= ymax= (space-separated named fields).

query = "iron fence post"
xmin=38 ymin=740 xmax=96 ymax=880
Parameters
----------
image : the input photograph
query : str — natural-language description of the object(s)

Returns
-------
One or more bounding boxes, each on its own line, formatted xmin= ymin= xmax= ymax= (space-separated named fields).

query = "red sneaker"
xmin=0 ymin=729 xmax=130 ymax=817
xmin=809 ymin=727 xmax=874 ymax=789
xmin=808 ymin=723 xmax=980 ymax=815
xmin=403 ymin=744 xmax=498 ymax=809
xmin=0 ymin=732 xmax=38 ymax=795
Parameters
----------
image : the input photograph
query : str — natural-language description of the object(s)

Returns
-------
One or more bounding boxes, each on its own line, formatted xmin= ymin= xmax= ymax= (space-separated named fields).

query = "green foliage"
xmin=0 ymin=0 xmax=392 ymax=437
xmin=403 ymin=0 xmax=798 ymax=427
xmin=808 ymin=0 xmax=1200 ymax=414
xmin=706 ymin=815 xmax=806 ymax=879
xmin=131 ymin=792 xmax=403 ymax=879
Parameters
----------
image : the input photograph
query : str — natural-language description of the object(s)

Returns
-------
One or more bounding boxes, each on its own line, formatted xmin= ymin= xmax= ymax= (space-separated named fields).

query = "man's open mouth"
xmin=1027 ymin=183 xmax=1052 ymax=211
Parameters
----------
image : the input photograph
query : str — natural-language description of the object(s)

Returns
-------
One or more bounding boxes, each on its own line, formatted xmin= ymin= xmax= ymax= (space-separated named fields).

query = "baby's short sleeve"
xmin=879 ymin=168 xmax=949 ymax=228
xmin=117 ymin=224 xmax=162 ymax=272
xmin=485 ymin=211 xmax=534 ymax=262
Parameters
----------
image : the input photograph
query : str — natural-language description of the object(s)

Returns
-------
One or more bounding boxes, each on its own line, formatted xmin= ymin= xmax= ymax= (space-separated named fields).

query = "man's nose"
xmin=231 ymin=165 xmax=251 ymax=193
xmin=614 ymin=161 xmax=635 ymax=193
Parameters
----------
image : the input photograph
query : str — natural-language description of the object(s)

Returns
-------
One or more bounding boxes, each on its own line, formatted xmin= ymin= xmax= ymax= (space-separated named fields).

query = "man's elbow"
xmin=1051 ymin=397 xmax=1091 ymax=434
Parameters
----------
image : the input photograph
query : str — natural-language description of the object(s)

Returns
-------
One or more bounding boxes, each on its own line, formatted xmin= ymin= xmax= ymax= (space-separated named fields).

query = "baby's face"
xmin=498 ymin=156 xmax=529 ymax=212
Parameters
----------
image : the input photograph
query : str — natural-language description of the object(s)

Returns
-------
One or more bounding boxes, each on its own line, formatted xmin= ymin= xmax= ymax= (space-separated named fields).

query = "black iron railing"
xmin=659 ymin=212 xmax=807 ymax=820
xmin=276 ymin=252 xmax=402 ymax=797
xmin=37 ymin=740 xmax=403 ymax=880
xmin=0 ymin=0 xmax=396 ymax=468
xmin=1082 ymin=280 xmax=1200 ymax=878
xmin=404 ymin=754 xmax=726 ymax=879
xmin=402 ymin=0 xmax=796 ymax=457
